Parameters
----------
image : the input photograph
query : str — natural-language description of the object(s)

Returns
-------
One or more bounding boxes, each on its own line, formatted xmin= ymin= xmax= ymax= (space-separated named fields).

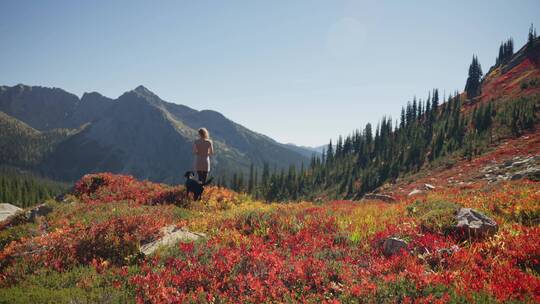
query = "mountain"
xmin=283 ymin=143 xmax=322 ymax=158
xmin=0 ymin=85 xmax=308 ymax=183
xmin=0 ymin=84 xmax=80 ymax=130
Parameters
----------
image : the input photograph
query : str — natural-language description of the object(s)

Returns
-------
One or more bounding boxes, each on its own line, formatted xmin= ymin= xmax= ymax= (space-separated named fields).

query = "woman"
xmin=192 ymin=128 xmax=214 ymax=183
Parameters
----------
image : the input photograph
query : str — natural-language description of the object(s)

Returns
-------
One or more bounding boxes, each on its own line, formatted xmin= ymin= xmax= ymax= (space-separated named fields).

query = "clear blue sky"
xmin=1 ymin=1 xmax=538 ymax=146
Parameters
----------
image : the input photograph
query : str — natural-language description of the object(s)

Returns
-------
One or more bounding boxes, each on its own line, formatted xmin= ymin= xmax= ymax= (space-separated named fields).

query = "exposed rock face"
xmin=363 ymin=193 xmax=397 ymax=203
xmin=0 ymin=203 xmax=22 ymax=222
xmin=510 ymin=167 xmax=540 ymax=181
xmin=455 ymin=208 xmax=498 ymax=238
xmin=480 ymin=155 xmax=540 ymax=182
xmin=140 ymin=225 xmax=206 ymax=255
xmin=382 ymin=237 xmax=408 ymax=256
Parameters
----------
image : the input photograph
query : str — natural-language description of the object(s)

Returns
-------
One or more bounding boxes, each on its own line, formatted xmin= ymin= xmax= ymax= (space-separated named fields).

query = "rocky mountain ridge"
xmin=0 ymin=84 xmax=310 ymax=183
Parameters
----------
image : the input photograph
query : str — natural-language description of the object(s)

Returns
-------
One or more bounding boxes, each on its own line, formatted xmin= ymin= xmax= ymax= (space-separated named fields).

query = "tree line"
xmin=0 ymin=167 xmax=69 ymax=208
xmin=223 ymin=26 xmax=538 ymax=201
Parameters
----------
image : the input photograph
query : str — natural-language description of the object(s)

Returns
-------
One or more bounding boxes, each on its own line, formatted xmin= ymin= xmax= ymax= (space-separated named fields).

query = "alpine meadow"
xmin=0 ymin=2 xmax=539 ymax=304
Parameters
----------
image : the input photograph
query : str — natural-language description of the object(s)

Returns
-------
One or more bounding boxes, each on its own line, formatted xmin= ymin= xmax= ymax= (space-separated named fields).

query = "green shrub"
xmin=0 ymin=267 xmax=133 ymax=304
xmin=496 ymin=97 xmax=538 ymax=136
xmin=521 ymin=77 xmax=540 ymax=90
xmin=0 ymin=223 xmax=36 ymax=251
xmin=407 ymin=200 xmax=460 ymax=234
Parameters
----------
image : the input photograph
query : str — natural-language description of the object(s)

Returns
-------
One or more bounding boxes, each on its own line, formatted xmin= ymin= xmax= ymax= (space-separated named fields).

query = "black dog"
xmin=184 ymin=171 xmax=213 ymax=200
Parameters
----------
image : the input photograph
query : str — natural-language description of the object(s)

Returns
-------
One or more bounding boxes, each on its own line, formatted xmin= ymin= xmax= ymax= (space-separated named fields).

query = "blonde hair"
xmin=198 ymin=128 xmax=209 ymax=139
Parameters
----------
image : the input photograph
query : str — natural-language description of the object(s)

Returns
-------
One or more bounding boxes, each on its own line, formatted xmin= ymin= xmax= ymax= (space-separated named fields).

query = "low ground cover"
xmin=0 ymin=173 xmax=538 ymax=303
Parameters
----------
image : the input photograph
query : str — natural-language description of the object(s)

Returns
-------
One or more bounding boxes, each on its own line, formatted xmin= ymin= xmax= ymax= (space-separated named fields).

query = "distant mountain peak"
xmin=128 ymin=85 xmax=163 ymax=105
xmin=81 ymin=91 xmax=105 ymax=99
xmin=133 ymin=85 xmax=154 ymax=95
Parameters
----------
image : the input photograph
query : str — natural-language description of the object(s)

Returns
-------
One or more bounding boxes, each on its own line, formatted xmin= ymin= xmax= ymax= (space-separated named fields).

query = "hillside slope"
xmin=0 ymin=112 xmax=73 ymax=167
xmin=244 ymin=36 xmax=540 ymax=202
xmin=480 ymin=37 xmax=540 ymax=103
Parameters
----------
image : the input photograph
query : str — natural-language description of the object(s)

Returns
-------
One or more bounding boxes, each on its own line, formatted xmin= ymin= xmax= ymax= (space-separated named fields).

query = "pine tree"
xmin=432 ymin=89 xmax=439 ymax=109
xmin=400 ymin=107 xmax=406 ymax=128
xmin=326 ymin=140 xmax=334 ymax=163
xmin=336 ymin=136 xmax=343 ymax=157
xmin=465 ymin=55 xmax=483 ymax=99
xmin=262 ymin=163 xmax=270 ymax=186
xmin=528 ymin=23 xmax=537 ymax=49
xmin=253 ymin=168 xmax=259 ymax=198
xmin=412 ymin=97 xmax=418 ymax=122
xmin=496 ymin=38 xmax=514 ymax=65
xmin=405 ymin=102 xmax=412 ymax=126
xmin=248 ymin=163 xmax=254 ymax=194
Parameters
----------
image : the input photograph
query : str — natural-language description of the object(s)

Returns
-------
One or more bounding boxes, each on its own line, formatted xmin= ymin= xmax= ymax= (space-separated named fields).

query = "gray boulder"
xmin=455 ymin=208 xmax=497 ymax=239
xmin=511 ymin=167 xmax=540 ymax=181
xmin=0 ymin=203 xmax=22 ymax=222
xmin=140 ymin=225 xmax=206 ymax=255
xmin=363 ymin=193 xmax=397 ymax=203
xmin=382 ymin=237 xmax=408 ymax=256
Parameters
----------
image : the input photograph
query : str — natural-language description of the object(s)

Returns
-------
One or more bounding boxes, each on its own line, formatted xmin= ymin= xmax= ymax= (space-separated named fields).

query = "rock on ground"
xmin=455 ymin=208 xmax=498 ymax=239
xmin=382 ymin=237 xmax=408 ymax=256
xmin=424 ymin=184 xmax=436 ymax=190
xmin=363 ymin=193 xmax=397 ymax=203
xmin=0 ymin=203 xmax=22 ymax=222
xmin=480 ymin=154 xmax=540 ymax=182
xmin=141 ymin=225 xmax=206 ymax=255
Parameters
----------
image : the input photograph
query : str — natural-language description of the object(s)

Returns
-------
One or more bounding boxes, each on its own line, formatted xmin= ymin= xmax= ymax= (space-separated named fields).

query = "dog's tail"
xmin=202 ymin=177 xmax=214 ymax=186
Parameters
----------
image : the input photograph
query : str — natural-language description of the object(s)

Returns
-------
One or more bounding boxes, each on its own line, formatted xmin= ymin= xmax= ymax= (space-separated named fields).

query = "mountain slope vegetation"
xmin=0 ymin=139 xmax=538 ymax=302
xmin=0 ymin=167 xmax=69 ymax=208
xmin=241 ymin=35 xmax=540 ymax=202
xmin=0 ymin=112 xmax=73 ymax=168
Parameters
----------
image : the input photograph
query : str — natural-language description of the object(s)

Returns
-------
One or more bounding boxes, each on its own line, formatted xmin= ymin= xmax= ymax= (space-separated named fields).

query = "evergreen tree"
xmin=326 ymin=140 xmax=334 ymax=164
xmin=0 ymin=168 xmax=68 ymax=208
xmin=336 ymin=136 xmax=343 ymax=157
xmin=253 ymin=168 xmax=259 ymax=198
xmin=262 ymin=163 xmax=270 ymax=187
xmin=364 ymin=123 xmax=373 ymax=145
xmin=432 ymin=89 xmax=439 ymax=113
xmin=496 ymin=38 xmax=514 ymax=65
xmin=400 ymin=107 xmax=406 ymax=128
xmin=248 ymin=163 xmax=255 ymax=194
xmin=465 ymin=55 xmax=483 ymax=99
xmin=412 ymin=97 xmax=418 ymax=121
xmin=406 ymin=101 xmax=413 ymax=125
xmin=528 ymin=23 xmax=537 ymax=49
